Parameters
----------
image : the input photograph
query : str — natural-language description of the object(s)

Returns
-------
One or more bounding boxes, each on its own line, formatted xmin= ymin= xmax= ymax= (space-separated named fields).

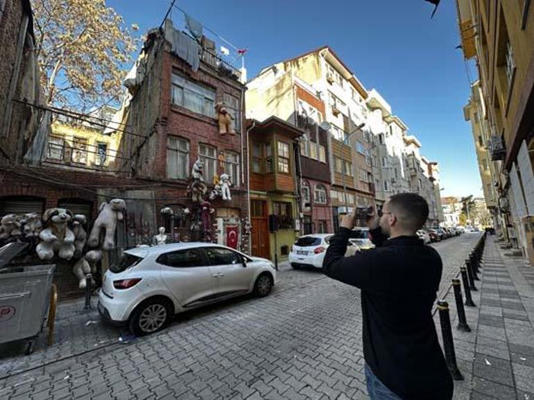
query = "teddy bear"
xmin=87 ymin=198 xmax=126 ymax=250
xmin=36 ymin=208 xmax=76 ymax=260
xmin=220 ymin=173 xmax=232 ymax=201
xmin=21 ymin=213 xmax=42 ymax=238
xmin=188 ymin=159 xmax=207 ymax=202
xmin=0 ymin=214 xmax=22 ymax=241
xmin=71 ymin=214 xmax=87 ymax=258
xmin=72 ymin=257 xmax=95 ymax=289
xmin=215 ymin=102 xmax=235 ymax=135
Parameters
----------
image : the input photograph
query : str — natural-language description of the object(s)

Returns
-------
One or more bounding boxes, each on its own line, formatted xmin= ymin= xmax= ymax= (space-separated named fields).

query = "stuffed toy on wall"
xmin=21 ymin=213 xmax=42 ymax=238
xmin=220 ymin=173 xmax=232 ymax=201
xmin=215 ymin=102 xmax=235 ymax=135
xmin=87 ymin=199 xmax=127 ymax=250
xmin=188 ymin=159 xmax=207 ymax=203
xmin=36 ymin=208 xmax=76 ymax=260
xmin=72 ymin=257 xmax=94 ymax=289
xmin=72 ymin=214 xmax=88 ymax=258
xmin=0 ymin=214 xmax=22 ymax=241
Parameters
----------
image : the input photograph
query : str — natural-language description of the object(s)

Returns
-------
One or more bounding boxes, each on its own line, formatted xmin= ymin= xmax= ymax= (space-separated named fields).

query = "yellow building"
xmin=457 ymin=1 xmax=534 ymax=252
xmin=46 ymin=115 xmax=123 ymax=171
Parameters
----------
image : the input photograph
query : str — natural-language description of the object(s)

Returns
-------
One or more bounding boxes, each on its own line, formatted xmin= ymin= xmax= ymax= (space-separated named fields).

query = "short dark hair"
xmin=387 ymin=193 xmax=429 ymax=231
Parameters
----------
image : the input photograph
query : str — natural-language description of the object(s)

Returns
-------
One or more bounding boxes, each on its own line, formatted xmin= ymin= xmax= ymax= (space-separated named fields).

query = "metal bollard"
xmin=437 ymin=300 xmax=464 ymax=380
xmin=469 ymin=253 xmax=480 ymax=280
xmin=465 ymin=259 xmax=478 ymax=290
xmin=452 ymin=279 xmax=471 ymax=332
xmin=460 ymin=266 xmax=476 ymax=307
xmin=84 ymin=274 xmax=92 ymax=310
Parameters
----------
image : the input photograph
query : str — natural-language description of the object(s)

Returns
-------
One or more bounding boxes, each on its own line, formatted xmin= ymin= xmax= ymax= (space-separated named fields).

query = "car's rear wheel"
xmin=253 ymin=273 xmax=273 ymax=297
xmin=129 ymin=297 xmax=173 ymax=336
xmin=291 ymin=263 xmax=301 ymax=270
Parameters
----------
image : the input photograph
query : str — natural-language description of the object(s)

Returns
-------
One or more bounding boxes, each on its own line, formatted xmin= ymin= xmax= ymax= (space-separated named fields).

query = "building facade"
xmin=248 ymin=117 xmax=302 ymax=262
xmin=456 ymin=0 xmax=534 ymax=254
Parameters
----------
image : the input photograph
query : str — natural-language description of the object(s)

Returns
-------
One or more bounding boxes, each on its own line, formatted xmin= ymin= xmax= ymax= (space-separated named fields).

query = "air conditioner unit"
xmin=332 ymin=105 xmax=340 ymax=116
xmin=326 ymin=73 xmax=335 ymax=84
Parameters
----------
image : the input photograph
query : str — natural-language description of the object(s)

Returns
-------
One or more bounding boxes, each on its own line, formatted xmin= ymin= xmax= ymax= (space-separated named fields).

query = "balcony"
xmin=488 ymin=135 xmax=506 ymax=161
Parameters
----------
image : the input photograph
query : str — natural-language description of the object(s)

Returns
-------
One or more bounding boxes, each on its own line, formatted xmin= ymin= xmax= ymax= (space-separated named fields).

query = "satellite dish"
xmin=319 ymin=121 xmax=331 ymax=131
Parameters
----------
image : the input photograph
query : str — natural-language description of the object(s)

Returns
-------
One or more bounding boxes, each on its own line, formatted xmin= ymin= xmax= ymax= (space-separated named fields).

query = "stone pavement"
xmin=1 ymin=233 xmax=529 ymax=399
xmin=435 ymin=235 xmax=534 ymax=400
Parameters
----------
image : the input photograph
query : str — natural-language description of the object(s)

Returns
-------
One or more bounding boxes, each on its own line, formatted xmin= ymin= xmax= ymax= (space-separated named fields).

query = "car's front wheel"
xmin=253 ymin=273 xmax=273 ymax=297
xmin=129 ymin=297 xmax=173 ymax=336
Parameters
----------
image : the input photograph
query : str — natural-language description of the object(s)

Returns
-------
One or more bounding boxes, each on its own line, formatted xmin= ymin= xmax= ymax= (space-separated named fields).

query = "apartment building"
xmin=456 ymin=0 xmax=534 ymax=252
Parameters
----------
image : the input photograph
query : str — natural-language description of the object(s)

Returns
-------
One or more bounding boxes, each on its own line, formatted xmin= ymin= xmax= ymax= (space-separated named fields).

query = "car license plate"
xmin=297 ymin=250 xmax=308 ymax=255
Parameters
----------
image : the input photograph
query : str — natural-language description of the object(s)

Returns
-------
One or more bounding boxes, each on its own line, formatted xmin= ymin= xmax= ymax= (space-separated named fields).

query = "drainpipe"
xmin=245 ymin=118 xmax=256 ymax=254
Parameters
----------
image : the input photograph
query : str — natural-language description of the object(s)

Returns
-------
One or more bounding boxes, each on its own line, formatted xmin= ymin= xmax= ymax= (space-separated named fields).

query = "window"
xmin=96 ymin=143 xmax=107 ymax=166
xmin=223 ymin=93 xmax=241 ymax=132
xmin=382 ymin=157 xmax=387 ymax=167
xmin=199 ymin=144 xmax=217 ymax=184
xmin=359 ymin=169 xmax=367 ymax=182
xmin=47 ymin=136 xmax=64 ymax=161
xmin=384 ymin=180 xmax=389 ymax=191
xmin=344 ymin=161 xmax=352 ymax=175
xmin=252 ymin=142 xmax=263 ymax=173
xmin=205 ymin=247 xmax=242 ymax=265
xmin=301 ymin=185 xmax=311 ymax=203
xmin=356 ymin=141 xmax=367 ymax=155
xmin=378 ymin=134 xmax=384 ymax=144
xmin=167 ymin=137 xmax=189 ymax=179
xmin=71 ymin=138 xmax=88 ymax=165
xmin=309 ymin=141 xmax=318 ymax=160
xmin=317 ymin=220 xmax=328 ymax=233
xmin=171 ymin=73 xmax=215 ymax=118
xmin=334 ymin=157 xmax=351 ymax=175
xmin=277 ymin=141 xmax=290 ymax=173
xmin=303 ymin=215 xmax=312 ymax=235
xmin=265 ymin=143 xmax=273 ymax=172
xmin=157 ymin=248 xmax=206 ymax=268
xmin=319 ymin=145 xmax=326 ymax=163
xmin=251 ymin=200 xmax=265 ymax=217
xmin=300 ymin=134 xmax=310 ymax=157
xmin=331 ymin=125 xmax=345 ymax=142
xmin=273 ymin=201 xmax=293 ymax=229
xmin=478 ymin=136 xmax=484 ymax=146
xmin=505 ymin=40 xmax=515 ymax=87
xmin=224 ymin=151 xmax=239 ymax=186
xmin=314 ymin=184 xmax=327 ymax=204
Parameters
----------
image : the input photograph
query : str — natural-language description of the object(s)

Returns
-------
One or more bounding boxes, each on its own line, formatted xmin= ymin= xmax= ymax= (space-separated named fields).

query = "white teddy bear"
xmin=87 ymin=199 xmax=126 ymax=250
xmin=220 ymin=173 xmax=232 ymax=201
xmin=36 ymin=208 xmax=76 ymax=260
xmin=0 ymin=214 xmax=22 ymax=240
xmin=72 ymin=257 xmax=94 ymax=289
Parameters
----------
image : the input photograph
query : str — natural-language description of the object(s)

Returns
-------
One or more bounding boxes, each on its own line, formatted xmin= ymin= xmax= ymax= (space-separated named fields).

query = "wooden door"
xmin=251 ymin=200 xmax=270 ymax=259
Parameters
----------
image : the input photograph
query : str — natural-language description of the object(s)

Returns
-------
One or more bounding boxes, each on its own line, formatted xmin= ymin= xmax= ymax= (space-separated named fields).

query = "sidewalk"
xmin=436 ymin=236 xmax=534 ymax=400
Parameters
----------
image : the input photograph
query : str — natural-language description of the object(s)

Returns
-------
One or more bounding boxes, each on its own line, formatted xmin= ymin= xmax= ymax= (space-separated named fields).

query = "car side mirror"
xmin=241 ymin=255 xmax=247 ymax=267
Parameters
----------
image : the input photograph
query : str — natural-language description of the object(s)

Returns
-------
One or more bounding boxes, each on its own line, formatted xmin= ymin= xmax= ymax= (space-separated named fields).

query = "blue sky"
xmin=108 ymin=0 xmax=482 ymax=198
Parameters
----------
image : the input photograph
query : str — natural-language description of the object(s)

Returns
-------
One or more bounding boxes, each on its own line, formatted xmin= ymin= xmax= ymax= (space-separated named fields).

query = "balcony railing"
xmin=488 ymin=135 xmax=506 ymax=161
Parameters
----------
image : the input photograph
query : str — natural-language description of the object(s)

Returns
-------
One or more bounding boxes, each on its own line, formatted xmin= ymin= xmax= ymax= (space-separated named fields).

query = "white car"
xmin=98 ymin=243 xmax=276 ymax=336
xmin=289 ymin=232 xmax=365 ymax=269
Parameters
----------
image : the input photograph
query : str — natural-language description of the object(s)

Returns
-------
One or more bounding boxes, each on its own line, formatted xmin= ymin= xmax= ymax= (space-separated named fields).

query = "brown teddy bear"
xmin=215 ymin=102 xmax=235 ymax=135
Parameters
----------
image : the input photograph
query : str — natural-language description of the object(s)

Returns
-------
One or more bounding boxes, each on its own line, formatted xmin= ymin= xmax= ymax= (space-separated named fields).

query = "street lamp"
xmin=320 ymin=121 xmax=365 ymax=214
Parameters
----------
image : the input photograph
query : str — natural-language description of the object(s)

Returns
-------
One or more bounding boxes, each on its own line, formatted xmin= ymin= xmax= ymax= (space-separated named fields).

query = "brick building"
xmin=117 ymin=19 xmax=249 ymax=251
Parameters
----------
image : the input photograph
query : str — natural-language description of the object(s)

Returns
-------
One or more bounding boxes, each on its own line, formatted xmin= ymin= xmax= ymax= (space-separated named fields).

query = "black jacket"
xmin=323 ymin=227 xmax=453 ymax=400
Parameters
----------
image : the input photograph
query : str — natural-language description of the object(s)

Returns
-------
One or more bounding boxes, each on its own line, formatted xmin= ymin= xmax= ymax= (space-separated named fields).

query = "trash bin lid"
xmin=0 ymin=242 xmax=29 ymax=268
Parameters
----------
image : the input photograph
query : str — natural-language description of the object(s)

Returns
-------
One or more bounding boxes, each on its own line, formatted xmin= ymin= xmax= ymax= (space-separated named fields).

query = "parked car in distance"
xmin=98 ymin=243 xmax=276 ymax=336
xmin=289 ymin=233 xmax=362 ymax=269
xmin=428 ymin=229 xmax=441 ymax=242
xmin=417 ymin=229 xmax=431 ymax=244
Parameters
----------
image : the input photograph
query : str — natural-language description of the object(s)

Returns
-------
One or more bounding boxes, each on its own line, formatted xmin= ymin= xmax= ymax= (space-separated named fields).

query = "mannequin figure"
xmin=153 ymin=227 xmax=168 ymax=245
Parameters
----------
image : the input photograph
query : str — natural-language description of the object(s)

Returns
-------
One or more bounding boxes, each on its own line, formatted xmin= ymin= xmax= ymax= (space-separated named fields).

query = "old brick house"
xmin=117 ymin=19 xmax=249 ymax=250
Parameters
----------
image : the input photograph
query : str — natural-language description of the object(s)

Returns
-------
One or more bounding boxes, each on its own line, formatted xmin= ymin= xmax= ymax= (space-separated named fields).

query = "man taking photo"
xmin=323 ymin=193 xmax=453 ymax=400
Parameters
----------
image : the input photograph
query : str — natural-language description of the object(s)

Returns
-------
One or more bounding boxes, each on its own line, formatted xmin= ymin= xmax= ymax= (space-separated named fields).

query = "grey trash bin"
xmin=0 ymin=260 xmax=55 ymax=352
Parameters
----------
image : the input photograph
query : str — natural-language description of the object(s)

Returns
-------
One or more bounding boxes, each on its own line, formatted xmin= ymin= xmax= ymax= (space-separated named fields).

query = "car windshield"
xmin=295 ymin=237 xmax=322 ymax=247
xmin=110 ymin=253 xmax=143 ymax=273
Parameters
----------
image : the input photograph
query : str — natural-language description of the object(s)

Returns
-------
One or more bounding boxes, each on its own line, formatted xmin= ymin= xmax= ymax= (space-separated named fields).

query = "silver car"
xmin=98 ymin=243 xmax=276 ymax=336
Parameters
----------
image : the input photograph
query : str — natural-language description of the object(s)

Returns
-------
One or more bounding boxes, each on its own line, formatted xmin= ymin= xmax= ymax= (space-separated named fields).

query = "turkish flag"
xmin=226 ymin=226 xmax=239 ymax=249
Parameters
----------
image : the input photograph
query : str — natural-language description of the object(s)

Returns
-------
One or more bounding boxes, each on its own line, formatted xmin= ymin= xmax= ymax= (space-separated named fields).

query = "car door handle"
xmin=212 ymin=273 xmax=224 ymax=278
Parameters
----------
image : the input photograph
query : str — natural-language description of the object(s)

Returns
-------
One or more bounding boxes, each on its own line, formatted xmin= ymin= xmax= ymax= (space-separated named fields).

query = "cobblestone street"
xmin=0 ymin=233 xmax=482 ymax=399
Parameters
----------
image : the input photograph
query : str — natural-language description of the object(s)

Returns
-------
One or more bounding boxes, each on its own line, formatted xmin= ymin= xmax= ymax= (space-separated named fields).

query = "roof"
xmin=247 ymin=115 xmax=304 ymax=138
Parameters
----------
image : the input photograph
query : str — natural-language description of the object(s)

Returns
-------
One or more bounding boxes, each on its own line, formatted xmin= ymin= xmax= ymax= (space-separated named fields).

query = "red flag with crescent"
xmin=226 ymin=226 xmax=239 ymax=249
